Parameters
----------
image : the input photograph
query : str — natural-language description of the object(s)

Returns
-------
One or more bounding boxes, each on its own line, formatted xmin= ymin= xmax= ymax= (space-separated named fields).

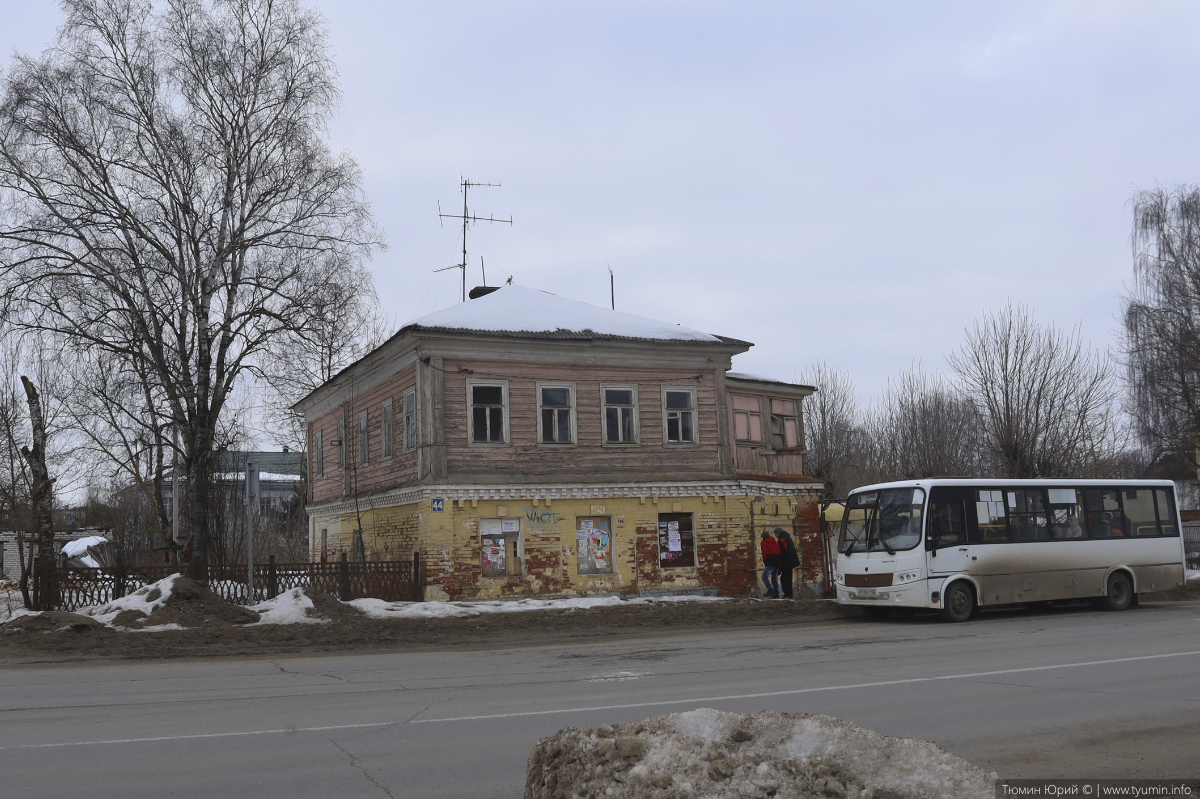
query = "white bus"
xmin=833 ymin=479 xmax=1187 ymax=622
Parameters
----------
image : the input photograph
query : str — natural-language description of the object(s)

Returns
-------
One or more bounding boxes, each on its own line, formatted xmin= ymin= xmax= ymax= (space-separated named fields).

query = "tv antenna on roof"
xmin=436 ymin=177 xmax=512 ymax=302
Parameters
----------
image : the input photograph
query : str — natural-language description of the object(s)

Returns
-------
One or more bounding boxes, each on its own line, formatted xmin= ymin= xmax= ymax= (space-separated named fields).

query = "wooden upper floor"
xmin=295 ymin=286 xmax=815 ymax=504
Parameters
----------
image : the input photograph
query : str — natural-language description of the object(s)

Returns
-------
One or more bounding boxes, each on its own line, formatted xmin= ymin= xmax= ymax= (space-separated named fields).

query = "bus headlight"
xmin=894 ymin=571 xmax=921 ymax=584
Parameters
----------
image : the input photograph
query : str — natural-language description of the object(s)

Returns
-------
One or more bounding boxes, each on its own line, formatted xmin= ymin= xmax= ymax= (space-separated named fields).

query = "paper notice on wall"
xmin=667 ymin=521 xmax=682 ymax=552
xmin=502 ymin=518 xmax=520 ymax=533
xmin=576 ymin=529 xmax=589 ymax=540
xmin=580 ymin=519 xmax=594 ymax=529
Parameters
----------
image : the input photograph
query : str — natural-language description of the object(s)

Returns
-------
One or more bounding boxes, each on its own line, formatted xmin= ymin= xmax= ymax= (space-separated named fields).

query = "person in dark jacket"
xmin=774 ymin=527 xmax=801 ymax=599
xmin=760 ymin=530 xmax=781 ymax=598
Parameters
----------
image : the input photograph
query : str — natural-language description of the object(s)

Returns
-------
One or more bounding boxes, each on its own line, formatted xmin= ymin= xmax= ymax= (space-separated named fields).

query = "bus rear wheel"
xmin=1101 ymin=572 xmax=1133 ymax=612
xmin=941 ymin=582 xmax=974 ymax=623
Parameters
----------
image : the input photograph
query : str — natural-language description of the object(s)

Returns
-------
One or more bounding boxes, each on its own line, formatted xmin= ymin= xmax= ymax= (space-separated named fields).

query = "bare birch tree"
xmin=1123 ymin=186 xmax=1200 ymax=474
xmin=0 ymin=0 xmax=381 ymax=578
xmin=798 ymin=361 xmax=872 ymax=496
xmin=949 ymin=304 xmax=1119 ymax=478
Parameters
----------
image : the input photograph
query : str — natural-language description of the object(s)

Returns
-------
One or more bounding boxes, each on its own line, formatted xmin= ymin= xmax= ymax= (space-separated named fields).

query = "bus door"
xmin=927 ymin=487 xmax=972 ymax=574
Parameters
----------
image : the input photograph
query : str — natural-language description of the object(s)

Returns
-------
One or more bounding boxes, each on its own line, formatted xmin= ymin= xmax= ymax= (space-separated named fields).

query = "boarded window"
xmin=471 ymin=384 xmax=506 ymax=443
xmin=481 ymin=517 xmax=522 ymax=577
xmin=604 ymin=388 xmax=637 ymax=443
xmin=658 ymin=512 xmax=695 ymax=568
xmin=337 ymin=419 xmax=345 ymax=470
xmin=770 ymin=398 xmax=799 ymax=449
xmin=732 ymin=395 xmax=762 ymax=442
xmin=576 ymin=516 xmax=613 ymax=574
xmin=665 ymin=390 xmax=695 ymax=444
xmin=382 ymin=399 xmax=393 ymax=458
xmin=404 ymin=390 xmax=417 ymax=451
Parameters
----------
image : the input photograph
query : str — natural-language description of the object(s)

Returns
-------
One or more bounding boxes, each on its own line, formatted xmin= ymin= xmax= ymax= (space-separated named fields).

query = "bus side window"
xmin=928 ymin=501 xmax=965 ymax=548
xmin=1006 ymin=489 xmax=1049 ymax=541
xmin=1084 ymin=488 xmax=1121 ymax=537
xmin=974 ymin=489 xmax=1008 ymax=542
xmin=1047 ymin=487 xmax=1086 ymax=539
xmin=1123 ymin=489 xmax=1159 ymax=536
xmin=1155 ymin=489 xmax=1178 ymax=536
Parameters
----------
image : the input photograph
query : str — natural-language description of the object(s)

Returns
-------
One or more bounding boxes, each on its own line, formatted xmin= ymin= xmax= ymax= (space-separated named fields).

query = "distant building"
xmin=293 ymin=285 xmax=823 ymax=600
xmin=160 ymin=449 xmax=305 ymax=520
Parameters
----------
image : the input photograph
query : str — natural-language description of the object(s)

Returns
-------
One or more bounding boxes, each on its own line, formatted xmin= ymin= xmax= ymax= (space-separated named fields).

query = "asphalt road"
xmin=2 ymin=601 xmax=1198 ymax=799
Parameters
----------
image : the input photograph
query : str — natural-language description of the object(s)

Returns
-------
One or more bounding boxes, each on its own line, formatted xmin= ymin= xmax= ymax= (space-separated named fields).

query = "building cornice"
xmin=306 ymin=478 xmax=824 ymax=517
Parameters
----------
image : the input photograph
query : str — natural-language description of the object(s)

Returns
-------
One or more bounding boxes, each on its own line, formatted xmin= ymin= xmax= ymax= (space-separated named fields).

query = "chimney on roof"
xmin=469 ymin=286 xmax=500 ymax=300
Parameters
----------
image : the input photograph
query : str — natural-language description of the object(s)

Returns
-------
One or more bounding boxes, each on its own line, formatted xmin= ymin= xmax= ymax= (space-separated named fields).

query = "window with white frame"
xmin=603 ymin=386 xmax=637 ymax=444
xmin=732 ymin=394 xmax=763 ymax=443
xmin=358 ymin=411 xmax=369 ymax=465
xmin=538 ymin=384 xmax=575 ymax=444
xmin=404 ymin=389 xmax=417 ymax=451
xmin=314 ymin=429 xmax=324 ymax=477
xmin=769 ymin=398 xmax=800 ymax=450
xmin=470 ymin=382 xmax=508 ymax=443
xmin=337 ymin=419 xmax=345 ymax=469
xmin=664 ymin=388 xmax=696 ymax=444
xmin=382 ymin=399 xmax=393 ymax=459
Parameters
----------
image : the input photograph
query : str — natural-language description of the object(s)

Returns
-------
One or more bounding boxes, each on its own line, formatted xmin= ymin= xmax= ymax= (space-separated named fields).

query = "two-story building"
xmin=293 ymin=285 xmax=823 ymax=599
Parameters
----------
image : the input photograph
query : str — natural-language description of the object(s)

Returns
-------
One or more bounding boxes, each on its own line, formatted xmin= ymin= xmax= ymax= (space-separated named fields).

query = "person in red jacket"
xmin=760 ymin=530 xmax=781 ymax=598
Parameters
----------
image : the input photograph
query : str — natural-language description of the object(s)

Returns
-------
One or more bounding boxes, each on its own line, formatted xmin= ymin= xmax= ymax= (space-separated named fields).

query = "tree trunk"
xmin=19 ymin=376 xmax=55 ymax=610
xmin=185 ymin=431 xmax=214 ymax=582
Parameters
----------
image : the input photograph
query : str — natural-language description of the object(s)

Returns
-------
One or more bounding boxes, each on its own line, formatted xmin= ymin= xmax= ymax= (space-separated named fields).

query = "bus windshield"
xmin=839 ymin=487 xmax=926 ymax=554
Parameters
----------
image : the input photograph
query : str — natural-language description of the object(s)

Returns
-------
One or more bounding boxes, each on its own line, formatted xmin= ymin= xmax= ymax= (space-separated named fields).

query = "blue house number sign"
xmin=431 ymin=498 xmax=445 ymax=512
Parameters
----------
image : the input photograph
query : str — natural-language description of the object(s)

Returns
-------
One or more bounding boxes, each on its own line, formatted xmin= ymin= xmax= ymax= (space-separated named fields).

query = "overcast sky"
xmin=6 ymin=1 xmax=1200 ymax=403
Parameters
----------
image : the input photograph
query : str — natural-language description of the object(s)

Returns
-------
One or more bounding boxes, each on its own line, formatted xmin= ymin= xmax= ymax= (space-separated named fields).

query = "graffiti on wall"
xmin=524 ymin=508 xmax=564 ymax=531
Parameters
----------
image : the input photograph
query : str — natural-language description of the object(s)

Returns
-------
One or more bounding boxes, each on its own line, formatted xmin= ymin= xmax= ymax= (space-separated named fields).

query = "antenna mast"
xmin=436 ymin=178 xmax=512 ymax=301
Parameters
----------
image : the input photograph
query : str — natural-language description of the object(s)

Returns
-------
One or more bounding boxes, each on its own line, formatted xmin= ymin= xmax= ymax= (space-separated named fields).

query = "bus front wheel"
xmin=1101 ymin=572 xmax=1133 ymax=612
xmin=941 ymin=582 xmax=974 ymax=623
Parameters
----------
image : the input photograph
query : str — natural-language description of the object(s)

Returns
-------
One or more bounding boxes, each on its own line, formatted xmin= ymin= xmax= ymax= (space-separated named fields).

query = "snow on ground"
xmin=349 ymin=593 xmax=727 ymax=620
xmin=249 ymin=588 xmax=327 ymax=625
xmin=1187 ymin=569 xmax=1199 ymax=581
xmin=526 ymin=708 xmax=996 ymax=799
xmin=79 ymin=573 xmax=181 ymax=628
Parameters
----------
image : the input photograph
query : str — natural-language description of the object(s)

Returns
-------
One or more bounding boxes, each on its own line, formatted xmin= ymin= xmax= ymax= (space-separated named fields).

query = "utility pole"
xmin=245 ymin=461 xmax=258 ymax=603
xmin=436 ymin=178 xmax=512 ymax=301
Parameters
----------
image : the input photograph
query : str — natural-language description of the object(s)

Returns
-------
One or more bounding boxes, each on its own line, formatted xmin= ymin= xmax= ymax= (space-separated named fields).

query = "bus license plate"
xmin=855 ymin=588 xmax=877 ymax=598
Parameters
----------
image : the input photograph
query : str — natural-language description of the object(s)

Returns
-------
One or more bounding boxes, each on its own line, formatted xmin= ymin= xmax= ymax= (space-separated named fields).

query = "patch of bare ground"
xmin=0 ymin=596 xmax=851 ymax=664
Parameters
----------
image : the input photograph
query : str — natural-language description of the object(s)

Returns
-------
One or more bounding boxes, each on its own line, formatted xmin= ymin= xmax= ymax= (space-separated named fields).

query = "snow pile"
xmin=250 ymin=588 xmax=329 ymax=625
xmin=82 ymin=574 xmax=180 ymax=628
xmin=525 ymin=709 xmax=995 ymax=799
xmin=405 ymin=285 xmax=721 ymax=343
xmin=350 ymin=593 xmax=726 ymax=620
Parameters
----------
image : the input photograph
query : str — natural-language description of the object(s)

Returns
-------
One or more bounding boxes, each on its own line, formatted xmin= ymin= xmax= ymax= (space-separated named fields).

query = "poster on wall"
xmin=667 ymin=520 xmax=681 ymax=552
xmin=502 ymin=518 xmax=520 ymax=534
xmin=481 ymin=536 xmax=506 ymax=577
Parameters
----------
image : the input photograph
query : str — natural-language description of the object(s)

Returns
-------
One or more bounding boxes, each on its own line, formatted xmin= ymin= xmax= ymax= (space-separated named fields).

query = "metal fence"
xmin=1184 ymin=523 xmax=1200 ymax=570
xmin=38 ymin=552 xmax=423 ymax=612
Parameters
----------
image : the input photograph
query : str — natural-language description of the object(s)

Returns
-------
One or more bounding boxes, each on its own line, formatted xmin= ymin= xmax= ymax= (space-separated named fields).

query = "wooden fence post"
xmin=268 ymin=555 xmax=278 ymax=600
xmin=411 ymin=551 xmax=422 ymax=602
xmin=339 ymin=552 xmax=351 ymax=601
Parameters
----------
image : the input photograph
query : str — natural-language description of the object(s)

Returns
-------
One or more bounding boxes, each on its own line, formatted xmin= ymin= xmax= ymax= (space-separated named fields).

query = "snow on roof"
xmin=62 ymin=536 xmax=108 ymax=559
xmin=726 ymin=372 xmax=815 ymax=390
xmin=404 ymin=285 xmax=723 ymax=343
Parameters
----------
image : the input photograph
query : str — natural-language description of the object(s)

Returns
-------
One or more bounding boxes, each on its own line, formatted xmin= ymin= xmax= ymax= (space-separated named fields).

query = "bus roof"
xmin=847 ymin=478 xmax=1177 ymax=494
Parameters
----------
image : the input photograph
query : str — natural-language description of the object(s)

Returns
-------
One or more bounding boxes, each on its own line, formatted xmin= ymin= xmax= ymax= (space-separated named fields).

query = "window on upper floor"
xmin=314 ymin=429 xmax=324 ymax=477
xmin=603 ymin=386 xmax=638 ymax=444
xmin=732 ymin=394 xmax=763 ymax=443
xmin=404 ymin=389 xmax=417 ymax=451
xmin=770 ymin=398 xmax=799 ymax=450
xmin=336 ymin=419 xmax=345 ymax=470
xmin=358 ymin=411 xmax=369 ymax=465
xmin=664 ymin=388 xmax=696 ymax=444
xmin=539 ymin=384 xmax=575 ymax=444
xmin=382 ymin=399 xmax=393 ymax=459
xmin=470 ymin=382 xmax=508 ymax=444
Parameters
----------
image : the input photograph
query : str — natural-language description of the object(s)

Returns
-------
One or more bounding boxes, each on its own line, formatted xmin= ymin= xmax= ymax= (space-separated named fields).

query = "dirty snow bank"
xmin=250 ymin=588 xmax=328 ymax=625
xmin=351 ymin=593 xmax=727 ymax=620
xmin=525 ymin=708 xmax=995 ymax=799
xmin=81 ymin=574 xmax=180 ymax=628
